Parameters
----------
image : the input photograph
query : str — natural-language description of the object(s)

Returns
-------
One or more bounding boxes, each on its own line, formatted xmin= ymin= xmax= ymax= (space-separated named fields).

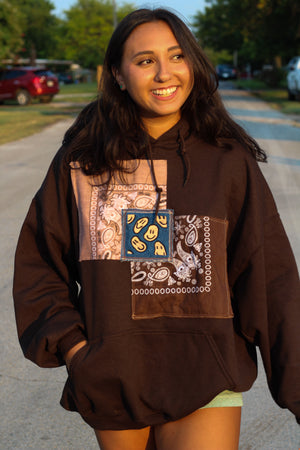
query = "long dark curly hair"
xmin=63 ymin=8 xmax=267 ymax=177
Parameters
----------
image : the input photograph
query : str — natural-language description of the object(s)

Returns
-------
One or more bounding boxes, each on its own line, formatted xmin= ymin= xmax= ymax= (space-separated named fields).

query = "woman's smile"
xmin=151 ymin=86 xmax=178 ymax=98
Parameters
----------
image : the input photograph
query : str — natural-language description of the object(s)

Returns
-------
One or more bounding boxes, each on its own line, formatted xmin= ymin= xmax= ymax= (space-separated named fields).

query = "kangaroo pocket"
xmin=60 ymin=331 xmax=237 ymax=428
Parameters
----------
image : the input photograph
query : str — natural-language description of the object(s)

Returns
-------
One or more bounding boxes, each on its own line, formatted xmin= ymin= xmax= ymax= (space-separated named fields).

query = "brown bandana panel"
xmin=131 ymin=215 xmax=233 ymax=319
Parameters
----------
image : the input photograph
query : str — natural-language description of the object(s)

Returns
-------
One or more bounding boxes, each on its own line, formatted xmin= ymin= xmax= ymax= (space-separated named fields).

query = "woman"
xmin=13 ymin=8 xmax=300 ymax=450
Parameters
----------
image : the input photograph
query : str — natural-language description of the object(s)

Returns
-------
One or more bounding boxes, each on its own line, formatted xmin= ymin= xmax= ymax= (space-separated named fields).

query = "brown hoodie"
xmin=13 ymin=119 xmax=300 ymax=430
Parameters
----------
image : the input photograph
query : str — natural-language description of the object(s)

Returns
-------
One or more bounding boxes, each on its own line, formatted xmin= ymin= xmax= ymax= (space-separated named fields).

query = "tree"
xmin=193 ymin=0 xmax=300 ymax=68
xmin=59 ymin=0 xmax=135 ymax=69
xmin=0 ymin=0 xmax=24 ymax=61
xmin=11 ymin=0 xmax=60 ymax=62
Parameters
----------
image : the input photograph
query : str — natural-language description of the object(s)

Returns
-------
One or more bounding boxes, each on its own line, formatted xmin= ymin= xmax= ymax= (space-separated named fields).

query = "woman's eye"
xmin=172 ymin=54 xmax=184 ymax=61
xmin=137 ymin=59 xmax=153 ymax=66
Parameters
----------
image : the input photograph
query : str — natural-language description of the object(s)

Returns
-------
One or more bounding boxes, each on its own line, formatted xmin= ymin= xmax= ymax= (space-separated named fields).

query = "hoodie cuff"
xmin=58 ymin=328 xmax=87 ymax=360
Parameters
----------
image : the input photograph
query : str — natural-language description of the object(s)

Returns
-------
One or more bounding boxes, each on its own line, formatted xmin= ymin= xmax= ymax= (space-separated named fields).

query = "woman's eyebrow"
xmin=132 ymin=45 xmax=182 ymax=59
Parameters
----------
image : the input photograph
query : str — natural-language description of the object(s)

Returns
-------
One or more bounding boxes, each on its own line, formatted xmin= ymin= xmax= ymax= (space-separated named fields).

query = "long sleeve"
xmin=228 ymin=155 xmax=300 ymax=422
xmin=13 ymin=148 xmax=86 ymax=368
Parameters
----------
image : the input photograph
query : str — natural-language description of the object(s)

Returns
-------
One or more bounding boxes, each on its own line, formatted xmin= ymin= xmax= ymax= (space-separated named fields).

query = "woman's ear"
xmin=112 ymin=67 xmax=126 ymax=91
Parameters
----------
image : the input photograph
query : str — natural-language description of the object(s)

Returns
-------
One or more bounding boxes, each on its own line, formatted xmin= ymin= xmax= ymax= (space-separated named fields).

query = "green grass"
xmin=0 ymin=83 xmax=96 ymax=145
xmin=234 ymin=79 xmax=300 ymax=115
xmin=0 ymin=101 xmax=86 ymax=145
xmin=234 ymin=79 xmax=267 ymax=90
xmin=58 ymin=81 xmax=98 ymax=95
xmin=253 ymin=90 xmax=300 ymax=115
xmin=53 ymin=94 xmax=97 ymax=103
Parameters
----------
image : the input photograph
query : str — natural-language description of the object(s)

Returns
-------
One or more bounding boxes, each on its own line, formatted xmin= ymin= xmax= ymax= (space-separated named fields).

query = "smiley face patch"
xmin=121 ymin=209 xmax=173 ymax=261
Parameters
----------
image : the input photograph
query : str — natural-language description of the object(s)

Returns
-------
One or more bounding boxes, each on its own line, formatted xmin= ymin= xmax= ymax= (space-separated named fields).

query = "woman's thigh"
xmin=154 ymin=407 xmax=242 ymax=450
xmin=94 ymin=426 xmax=156 ymax=450
xmin=94 ymin=407 xmax=241 ymax=450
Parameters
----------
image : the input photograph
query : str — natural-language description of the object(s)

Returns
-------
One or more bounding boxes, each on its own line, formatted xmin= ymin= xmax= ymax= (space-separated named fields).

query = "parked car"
xmin=57 ymin=72 xmax=73 ymax=84
xmin=287 ymin=56 xmax=300 ymax=100
xmin=0 ymin=67 xmax=59 ymax=105
xmin=216 ymin=64 xmax=237 ymax=80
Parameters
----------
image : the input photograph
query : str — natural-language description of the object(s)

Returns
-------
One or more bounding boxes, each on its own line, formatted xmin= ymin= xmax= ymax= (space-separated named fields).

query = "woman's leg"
xmin=94 ymin=426 xmax=156 ymax=450
xmin=154 ymin=407 xmax=242 ymax=450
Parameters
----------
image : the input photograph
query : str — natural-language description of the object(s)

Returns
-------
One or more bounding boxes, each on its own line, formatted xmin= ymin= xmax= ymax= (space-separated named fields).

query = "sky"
xmin=52 ymin=0 xmax=207 ymax=22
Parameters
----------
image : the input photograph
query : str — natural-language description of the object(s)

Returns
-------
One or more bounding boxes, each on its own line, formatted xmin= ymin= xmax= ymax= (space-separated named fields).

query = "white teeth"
xmin=152 ymin=87 xmax=177 ymax=96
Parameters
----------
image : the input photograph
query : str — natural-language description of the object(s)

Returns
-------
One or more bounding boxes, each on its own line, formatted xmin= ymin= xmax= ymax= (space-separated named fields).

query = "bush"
xmin=260 ymin=67 xmax=285 ymax=88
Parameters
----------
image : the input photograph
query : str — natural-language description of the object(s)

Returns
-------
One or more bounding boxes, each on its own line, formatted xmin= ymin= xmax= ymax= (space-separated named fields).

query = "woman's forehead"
xmin=123 ymin=21 xmax=179 ymax=57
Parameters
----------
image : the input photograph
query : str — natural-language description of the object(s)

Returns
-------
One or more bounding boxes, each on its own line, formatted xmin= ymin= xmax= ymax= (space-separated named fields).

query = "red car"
xmin=0 ymin=67 xmax=59 ymax=105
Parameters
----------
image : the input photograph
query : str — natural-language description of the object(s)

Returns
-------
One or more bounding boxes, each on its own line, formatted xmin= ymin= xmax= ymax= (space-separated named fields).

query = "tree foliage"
xmin=57 ymin=0 xmax=135 ymax=68
xmin=11 ymin=0 xmax=59 ymax=60
xmin=1 ymin=0 xmax=135 ymax=69
xmin=0 ymin=0 xmax=24 ymax=61
xmin=193 ymin=0 xmax=300 ymax=68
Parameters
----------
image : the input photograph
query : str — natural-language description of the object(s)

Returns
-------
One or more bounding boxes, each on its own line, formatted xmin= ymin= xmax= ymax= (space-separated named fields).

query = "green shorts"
xmin=200 ymin=390 xmax=243 ymax=409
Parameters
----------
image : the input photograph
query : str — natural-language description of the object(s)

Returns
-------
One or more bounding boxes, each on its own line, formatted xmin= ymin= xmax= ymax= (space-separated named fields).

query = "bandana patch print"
xmin=70 ymin=160 xmax=167 ymax=261
xmin=131 ymin=215 xmax=233 ymax=319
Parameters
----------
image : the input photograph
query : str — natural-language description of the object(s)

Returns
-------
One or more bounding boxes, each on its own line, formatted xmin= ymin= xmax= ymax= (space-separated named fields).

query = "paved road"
xmin=0 ymin=85 xmax=299 ymax=449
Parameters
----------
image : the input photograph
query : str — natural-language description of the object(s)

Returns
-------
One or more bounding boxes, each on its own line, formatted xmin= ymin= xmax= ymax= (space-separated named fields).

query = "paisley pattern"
xmin=70 ymin=160 xmax=233 ymax=319
xmin=70 ymin=160 xmax=167 ymax=261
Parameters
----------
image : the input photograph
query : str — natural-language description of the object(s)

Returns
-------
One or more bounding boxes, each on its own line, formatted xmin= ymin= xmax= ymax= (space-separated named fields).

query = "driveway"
xmin=0 ymin=86 xmax=299 ymax=449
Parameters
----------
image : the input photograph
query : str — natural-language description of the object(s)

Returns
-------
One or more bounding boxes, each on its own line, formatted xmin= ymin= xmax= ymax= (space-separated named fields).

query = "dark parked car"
xmin=0 ymin=67 xmax=59 ymax=105
xmin=216 ymin=64 xmax=237 ymax=80
xmin=57 ymin=73 xmax=74 ymax=84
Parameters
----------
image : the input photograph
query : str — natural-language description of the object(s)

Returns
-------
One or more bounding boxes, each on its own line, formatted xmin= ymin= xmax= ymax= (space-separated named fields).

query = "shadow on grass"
xmin=41 ymin=109 xmax=81 ymax=116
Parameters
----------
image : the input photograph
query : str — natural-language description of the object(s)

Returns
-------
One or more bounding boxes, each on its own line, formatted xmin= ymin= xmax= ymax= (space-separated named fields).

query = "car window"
xmin=2 ymin=70 xmax=27 ymax=80
xmin=33 ymin=70 xmax=54 ymax=77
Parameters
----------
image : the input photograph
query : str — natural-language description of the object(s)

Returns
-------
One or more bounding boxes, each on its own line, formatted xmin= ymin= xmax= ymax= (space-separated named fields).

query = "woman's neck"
xmin=142 ymin=113 xmax=181 ymax=139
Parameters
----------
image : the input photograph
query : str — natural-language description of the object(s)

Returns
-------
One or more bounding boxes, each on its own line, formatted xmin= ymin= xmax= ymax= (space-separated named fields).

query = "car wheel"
xmin=16 ymin=89 xmax=31 ymax=106
xmin=288 ymin=88 xmax=296 ymax=100
xmin=39 ymin=95 xmax=53 ymax=103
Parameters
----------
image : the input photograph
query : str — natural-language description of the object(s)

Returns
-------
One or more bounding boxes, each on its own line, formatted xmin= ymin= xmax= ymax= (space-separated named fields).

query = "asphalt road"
xmin=0 ymin=84 xmax=299 ymax=449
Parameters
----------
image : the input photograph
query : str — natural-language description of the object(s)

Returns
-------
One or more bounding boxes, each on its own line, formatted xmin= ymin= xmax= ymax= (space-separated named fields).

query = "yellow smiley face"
xmin=144 ymin=224 xmax=159 ymax=242
xmin=154 ymin=241 xmax=167 ymax=256
xmin=131 ymin=236 xmax=147 ymax=252
xmin=127 ymin=214 xmax=135 ymax=224
xmin=133 ymin=217 xmax=149 ymax=233
xmin=156 ymin=215 xmax=168 ymax=228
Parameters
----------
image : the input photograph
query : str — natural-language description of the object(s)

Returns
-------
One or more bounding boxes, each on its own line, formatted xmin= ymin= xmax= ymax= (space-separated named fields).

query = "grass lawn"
xmin=0 ymin=82 xmax=98 ymax=145
xmin=234 ymin=79 xmax=300 ymax=116
xmin=58 ymin=81 xmax=98 ymax=95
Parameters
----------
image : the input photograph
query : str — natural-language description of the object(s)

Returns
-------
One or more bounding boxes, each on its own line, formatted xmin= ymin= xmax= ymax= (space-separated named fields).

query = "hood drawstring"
xmin=146 ymin=128 xmax=190 ymax=216
xmin=146 ymin=144 xmax=163 ymax=217
xmin=176 ymin=130 xmax=191 ymax=187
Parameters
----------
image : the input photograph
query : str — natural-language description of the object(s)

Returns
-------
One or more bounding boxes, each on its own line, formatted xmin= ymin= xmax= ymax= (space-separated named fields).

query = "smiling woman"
xmin=13 ymin=7 xmax=300 ymax=450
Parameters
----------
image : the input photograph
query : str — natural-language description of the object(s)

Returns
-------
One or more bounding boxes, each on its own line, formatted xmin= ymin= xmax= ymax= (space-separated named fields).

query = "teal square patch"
xmin=121 ymin=209 xmax=174 ymax=261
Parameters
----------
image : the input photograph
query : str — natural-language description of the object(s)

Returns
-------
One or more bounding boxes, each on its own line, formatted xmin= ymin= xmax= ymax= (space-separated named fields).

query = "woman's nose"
xmin=154 ymin=61 xmax=171 ymax=82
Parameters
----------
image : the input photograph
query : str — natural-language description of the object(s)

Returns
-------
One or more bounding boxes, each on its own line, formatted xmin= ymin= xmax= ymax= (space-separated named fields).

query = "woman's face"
xmin=116 ymin=20 xmax=194 ymax=137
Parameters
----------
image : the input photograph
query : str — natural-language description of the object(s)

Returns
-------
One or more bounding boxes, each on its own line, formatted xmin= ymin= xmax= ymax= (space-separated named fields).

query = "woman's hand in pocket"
xmin=65 ymin=340 xmax=88 ymax=370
